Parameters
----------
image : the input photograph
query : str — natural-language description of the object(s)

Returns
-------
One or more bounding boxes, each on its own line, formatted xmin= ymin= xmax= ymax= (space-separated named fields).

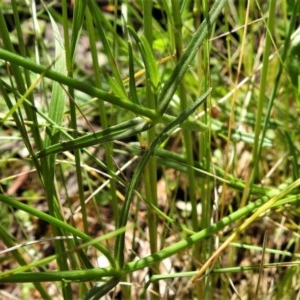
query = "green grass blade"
xmin=0 ymin=6 xmax=26 ymax=95
xmin=43 ymin=12 xmax=66 ymax=148
xmin=70 ymin=0 xmax=87 ymax=62
xmin=0 ymin=3 xmax=43 ymax=151
xmin=0 ymin=80 xmax=35 ymax=158
xmin=251 ymin=0 xmax=276 ymax=179
xmin=87 ymin=0 xmax=127 ymax=97
xmin=0 ymin=48 xmax=156 ymax=118
xmin=114 ymin=88 xmax=211 ymax=268
xmin=157 ymin=0 xmax=227 ymax=115
xmin=128 ymin=27 xmax=160 ymax=90
xmin=83 ymin=277 xmax=121 ymax=300
xmin=0 ymin=193 xmax=116 ymax=268
xmin=0 ymin=48 xmax=209 ymax=134
xmin=257 ymin=0 xmax=300 ymax=177
xmin=128 ymin=41 xmax=140 ymax=105
xmin=124 ymin=180 xmax=298 ymax=273
xmin=0 ymin=223 xmax=50 ymax=299
xmin=0 ymin=269 xmax=119 ymax=283
xmin=35 ymin=117 xmax=152 ymax=157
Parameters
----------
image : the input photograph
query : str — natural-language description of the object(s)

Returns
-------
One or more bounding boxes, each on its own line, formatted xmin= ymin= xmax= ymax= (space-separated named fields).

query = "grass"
xmin=0 ymin=0 xmax=300 ymax=299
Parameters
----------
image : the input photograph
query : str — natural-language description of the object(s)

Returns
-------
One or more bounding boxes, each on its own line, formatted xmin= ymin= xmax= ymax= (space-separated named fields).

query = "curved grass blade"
xmin=0 ymin=193 xmax=116 ymax=268
xmin=83 ymin=277 xmax=121 ymax=300
xmin=87 ymin=0 xmax=127 ymax=97
xmin=0 ymin=48 xmax=155 ymax=118
xmin=114 ymin=88 xmax=211 ymax=268
xmin=157 ymin=0 xmax=227 ymax=115
xmin=128 ymin=27 xmax=160 ymax=90
xmin=35 ymin=117 xmax=153 ymax=157
xmin=70 ymin=0 xmax=87 ymax=62
xmin=0 ymin=223 xmax=50 ymax=299
xmin=43 ymin=11 xmax=66 ymax=149
xmin=0 ymin=48 xmax=209 ymax=132
xmin=122 ymin=185 xmax=293 ymax=274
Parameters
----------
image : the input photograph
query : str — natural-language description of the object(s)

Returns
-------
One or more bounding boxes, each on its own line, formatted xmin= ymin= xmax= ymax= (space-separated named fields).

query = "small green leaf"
xmin=128 ymin=27 xmax=160 ymax=90
xmin=139 ymin=35 xmax=160 ymax=90
xmin=106 ymin=75 xmax=128 ymax=100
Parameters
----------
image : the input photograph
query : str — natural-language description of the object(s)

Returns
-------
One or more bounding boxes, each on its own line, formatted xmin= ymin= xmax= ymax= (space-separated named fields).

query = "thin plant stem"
xmin=172 ymin=0 xmax=198 ymax=232
xmin=143 ymin=1 xmax=160 ymax=298
xmin=251 ymin=0 xmax=276 ymax=180
xmin=65 ymin=0 xmax=89 ymax=236
xmin=198 ymin=1 xmax=213 ymax=299
xmin=257 ymin=0 xmax=300 ymax=174
xmin=86 ymin=6 xmax=119 ymax=225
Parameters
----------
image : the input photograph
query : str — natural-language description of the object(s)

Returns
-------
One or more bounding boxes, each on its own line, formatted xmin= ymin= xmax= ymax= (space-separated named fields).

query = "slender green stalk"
xmin=63 ymin=2 xmax=89 ymax=295
xmin=171 ymin=9 xmax=202 ymax=296
xmin=0 ymin=4 xmax=43 ymax=155
xmin=157 ymin=0 xmax=227 ymax=115
xmin=86 ymin=5 xmax=119 ymax=225
xmin=198 ymin=1 xmax=213 ymax=298
xmin=251 ymin=0 xmax=276 ymax=179
xmin=0 ymin=193 xmax=115 ymax=267
xmin=41 ymin=7 xmax=73 ymax=297
xmin=87 ymin=0 xmax=126 ymax=96
xmin=142 ymin=2 xmax=160 ymax=298
xmin=0 ymin=268 xmax=120 ymax=283
xmin=0 ymin=48 xmax=156 ymax=118
xmin=11 ymin=0 xmax=40 ymax=135
xmin=2 ymin=174 xmax=297 ymax=285
xmin=0 ymin=47 xmax=209 ymax=132
xmin=257 ymin=0 xmax=300 ymax=171
xmin=239 ymin=1 xmax=276 ymax=213
xmin=64 ymin=0 xmax=89 ymax=240
xmin=114 ymin=90 xmax=211 ymax=269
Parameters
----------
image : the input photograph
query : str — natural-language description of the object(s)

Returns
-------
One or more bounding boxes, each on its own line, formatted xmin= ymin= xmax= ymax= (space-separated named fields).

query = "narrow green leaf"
xmin=87 ymin=1 xmax=127 ymax=97
xmin=128 ymin=41 xmax=140 ymax=105
xmin=0 ymin=268 xmax=119 ymax=283
xmin=70 ymin=0 xmax=87 ymax=62
xmin=106 ymin=76 xmax=129 ymax=100
xmin=36 ymin=117 xmax=152 ymax=157
xmin=0 ymin=193 xmax=116 ymax=268
xmin=157 ymin=0 xmax=227 ymax=115
xmin=83 ymin=277 xmax=121 ymax=300
xmin=115 ymin=88 xmax=211 ymax=267
xmin=2 ymin=71 xmax=46 ymax=123
xmin=123 ymin=179 xmax=300 ymax=273
xmin=139 ymin=33 xmax=160 ymax=89
xmin=0 ymin=6 xmax=26 ymax=95
xmin=44 ymin=10 xmax=67 ymax=148
xmin=128 ymin=27 xmax=160 ymax=90
xmin=0 ymin=48 xmax=157 ymax=119
xmin=0 ymin=223 xmax=50 ymax=299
